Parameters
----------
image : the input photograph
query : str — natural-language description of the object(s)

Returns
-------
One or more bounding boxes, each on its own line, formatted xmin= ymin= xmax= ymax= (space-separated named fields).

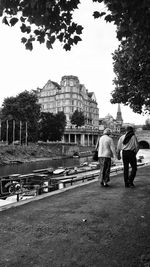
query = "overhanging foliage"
xmin=0 ymin=0 xmax=83 ymax=50
xmin=93 ymin=0 xmax=150 ymax=114
xmin=1 ymin=0 xmax=150 ymax=113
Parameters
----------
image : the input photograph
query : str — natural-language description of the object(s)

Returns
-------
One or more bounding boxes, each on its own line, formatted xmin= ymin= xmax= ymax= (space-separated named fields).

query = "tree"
xmin=0 ymin=0 xmax=83 ymax=51
xmin=1 ymin=90 xmax=41 ymax=143
xmin=92 ymin=0 xmax=150 ymax=114
xmin=39 ymin=111 xmax=66 ymax=141
xmin=142 ymin=118 xmax=150 ymax=130
xmin=93 ymin=1 xmax=150 ymax=41
xmin=71 ymin=110 xmax=85 ymax=128
xmin=1 ymin=0 xmax=150 ymax=113
xmin=110 ymin=38 xmax=150 ymax=114
xmin=1 ymin=0 xmax=149 ymax=51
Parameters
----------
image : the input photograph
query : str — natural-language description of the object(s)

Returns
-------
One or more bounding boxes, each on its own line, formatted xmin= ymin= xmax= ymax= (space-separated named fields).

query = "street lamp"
xmin=25 ymin=121 xmax=28 ymax=145
xmin=13 ymin=120 xmax=15 ymax=144
xmin=20 ymin=121 xmax=22 ymax=145
xmin=6 ymin=120 xmax=9 ymax=144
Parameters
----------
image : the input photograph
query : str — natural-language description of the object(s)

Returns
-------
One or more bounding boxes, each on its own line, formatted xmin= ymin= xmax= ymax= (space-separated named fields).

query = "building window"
xmin=70 ymin=80 xmax=74 ymax=86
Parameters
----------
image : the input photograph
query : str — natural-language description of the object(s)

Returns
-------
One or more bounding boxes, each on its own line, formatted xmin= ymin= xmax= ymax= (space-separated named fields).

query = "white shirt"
xmin=117 ymin=134 xmax=139 ymax=154
xmin=98 ymin=134 xmax=116 ymax=158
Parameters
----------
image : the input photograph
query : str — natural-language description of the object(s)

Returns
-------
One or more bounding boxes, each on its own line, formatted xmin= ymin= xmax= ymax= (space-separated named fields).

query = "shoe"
xmin=101 ymin=182 xmax=104 ymax=187
xmin=101 ymin=182 xmax=109 ymax=187
xmin=129 ymin=182 xmax=135 ymax=188
xmin=125 ymin=183 xmax=130 ymax=188
xmin=103 ymin=183 xmax=109 ymax=187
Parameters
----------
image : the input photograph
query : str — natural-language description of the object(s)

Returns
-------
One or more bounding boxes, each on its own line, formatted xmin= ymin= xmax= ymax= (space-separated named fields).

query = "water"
xmin=0 ymin=149 xmax=149 ymax=178
xmin=0 ymin=156 xmax=92 ymax=177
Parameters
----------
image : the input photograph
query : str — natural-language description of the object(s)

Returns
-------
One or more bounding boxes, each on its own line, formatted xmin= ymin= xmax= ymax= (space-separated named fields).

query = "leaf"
xmin=76 ymin=25 xmax=83 ymax=34
xmin=2 ymin=16 xmax=9 ymax=26
xmin=92 ymin=0 xmax=103 ymax=2
xmin=25 ymin=41 xmax=33 ymax=51
xmin=20 ymin=16 xmax=26 ymax=22
xmin=50 ymin=35 xmax=55 ymax=44
xmin=26 ymin=26 xmax=31 ymax=34
xmin=37 ymin=35 xmax=45 ymax=44
xmin=21 ymin=37 xmax=27 ymax=44
xmin=73 ymin=35 xmax=82 ymax=44
xmin=93 ymin=11 xmax=106 ymax=19
xmin=10 ymin=17 xmax=18 ymax=26
xmin=46 ymin=40 xmax=52 ymax=49
xmin=57 ymin=33 xmax=64 ymax=42
xmin=105 ymin=14 xmax=113 ymax=22
xmin=68 ymin=25 xmax=76 ymax=34
xmin=93 ymin=11 xmax=101 ymax=19
xmin=20 ymin=23 xmax=27 ymax=33
xmin=63 ymin=44 xmax=71 ymax=51
xmin=34 ymin=29 xmax=41 ymax=35
xmin=68 ymin=38 xmax=74 ymax=46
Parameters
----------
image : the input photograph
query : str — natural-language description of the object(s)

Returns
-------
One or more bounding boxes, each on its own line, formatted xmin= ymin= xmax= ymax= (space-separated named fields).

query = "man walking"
xmin=98 ymin=128 xmax=116 ymax=187
xmin=117 ymin=126 xmax=139 ymax=187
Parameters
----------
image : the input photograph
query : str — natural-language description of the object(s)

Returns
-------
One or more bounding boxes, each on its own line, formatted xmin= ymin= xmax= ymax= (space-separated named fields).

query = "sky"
xmin=0 ymin=1 xmax=149 ymax=125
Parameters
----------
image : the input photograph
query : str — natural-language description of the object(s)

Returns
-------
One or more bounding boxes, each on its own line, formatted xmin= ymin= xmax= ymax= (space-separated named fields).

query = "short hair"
xmin=103 ymin=128 xmax=112 ymax=135
xmin=126 ymin=126 xmax=134 ymax=132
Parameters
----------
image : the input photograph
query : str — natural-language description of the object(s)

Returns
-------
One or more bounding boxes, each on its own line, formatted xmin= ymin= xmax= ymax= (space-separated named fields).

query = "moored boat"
xmin=53 ymin=167 xmax=66 ymax=175
xmin=33 ymin=168 xmax=54 ymax=174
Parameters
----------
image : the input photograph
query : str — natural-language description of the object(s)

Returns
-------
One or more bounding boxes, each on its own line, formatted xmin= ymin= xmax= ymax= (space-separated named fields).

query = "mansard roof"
xmin=88 ymin=92 xmax=97 ymax=102
xmin=43 ymin=80 xmax=61 ymax=90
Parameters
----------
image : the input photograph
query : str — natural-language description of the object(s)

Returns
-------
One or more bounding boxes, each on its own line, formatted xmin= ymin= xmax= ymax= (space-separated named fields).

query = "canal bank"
xmin=0 ymin=165 xmax=150 ymax=267
xmin=0 ymin=143 xmax=94 ymax=166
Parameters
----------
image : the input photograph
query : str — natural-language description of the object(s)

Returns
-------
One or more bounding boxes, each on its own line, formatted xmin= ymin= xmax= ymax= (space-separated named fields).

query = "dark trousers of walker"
xmin=122 ymin=150 xmax=137 ymax=186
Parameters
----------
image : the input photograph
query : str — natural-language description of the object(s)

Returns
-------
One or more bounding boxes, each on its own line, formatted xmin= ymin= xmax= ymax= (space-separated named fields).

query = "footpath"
xmin=0 ymin=165 xmax=150 ymax=267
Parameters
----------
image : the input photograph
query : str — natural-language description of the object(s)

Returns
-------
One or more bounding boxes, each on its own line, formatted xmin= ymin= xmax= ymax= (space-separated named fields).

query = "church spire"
xmin=116 ymin=104 xmax=123 ymax=123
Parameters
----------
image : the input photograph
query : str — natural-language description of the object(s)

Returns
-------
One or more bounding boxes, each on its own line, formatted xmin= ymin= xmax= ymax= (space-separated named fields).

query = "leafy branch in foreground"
xmin=0 ymin=0 xmax=83 ymax=50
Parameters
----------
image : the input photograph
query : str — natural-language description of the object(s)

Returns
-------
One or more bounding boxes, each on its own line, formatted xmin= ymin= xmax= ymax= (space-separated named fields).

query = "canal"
xmin=0 ymin=149 xmax=149 ymax=177
xmin=0 ymin=156 xmax=93 ymax=177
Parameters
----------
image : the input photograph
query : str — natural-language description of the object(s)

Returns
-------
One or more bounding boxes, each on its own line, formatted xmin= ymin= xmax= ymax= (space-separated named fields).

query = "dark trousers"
xmin=99 ymin=157 xmax=111 ymax=184
xmin=122 ymin=150 xmax=137 ymax=185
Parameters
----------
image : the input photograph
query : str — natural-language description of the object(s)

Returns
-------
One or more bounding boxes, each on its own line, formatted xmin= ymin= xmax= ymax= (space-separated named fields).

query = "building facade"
xmin=36 ymin=75 xmax=100 ymax=146
xmin=99 ymin=104 xmax=124 ymax=133
xmin=116 ymin=103 xmax=123 ymax=125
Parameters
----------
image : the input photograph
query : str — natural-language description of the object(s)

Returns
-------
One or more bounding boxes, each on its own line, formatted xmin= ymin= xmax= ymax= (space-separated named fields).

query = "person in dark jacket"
xmin=117 ymin=126 xmax=139 ymax=187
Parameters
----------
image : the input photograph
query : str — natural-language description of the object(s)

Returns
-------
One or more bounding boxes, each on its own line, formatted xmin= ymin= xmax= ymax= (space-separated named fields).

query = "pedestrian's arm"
xmin=117 ymin=137 xmax=122 ymax=160
xmin=111 ymin=139 xmax=117 ymax=159
xmin=95 ymin=137 xmax=99 ymax=150
xmin=134 ymin=136 xmax=139 ymax=154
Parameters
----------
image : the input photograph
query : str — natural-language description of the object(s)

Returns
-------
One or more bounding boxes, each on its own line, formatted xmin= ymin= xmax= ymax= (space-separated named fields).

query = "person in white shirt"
xmin=98 ymin=128 xmax=117 ymax=187
xmin=117 ymin=126 xmax=139 ymax=187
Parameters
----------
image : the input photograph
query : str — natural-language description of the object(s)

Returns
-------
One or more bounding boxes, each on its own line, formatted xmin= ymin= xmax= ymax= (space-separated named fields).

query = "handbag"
xmin=93 ymin=150 xmax=98 ymax=161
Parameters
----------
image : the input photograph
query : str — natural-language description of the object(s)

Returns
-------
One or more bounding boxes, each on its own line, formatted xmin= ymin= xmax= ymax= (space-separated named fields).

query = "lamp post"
xmin=6 ymin=120 xmax=9 ymax=144
xmin=20 ymin=121 xmax=22 ymax=145
xmin=25 ymin=121 xmax=28 ymax=145
xmin=13 ymin=120 xmax=15 ymax=144
xmin=0 ymin=119 xmax=1 ymax=141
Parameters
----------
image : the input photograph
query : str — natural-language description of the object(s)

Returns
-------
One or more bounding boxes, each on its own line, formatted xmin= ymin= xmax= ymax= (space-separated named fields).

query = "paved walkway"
xmin=0 ymin=165 xmax=150 ymax=267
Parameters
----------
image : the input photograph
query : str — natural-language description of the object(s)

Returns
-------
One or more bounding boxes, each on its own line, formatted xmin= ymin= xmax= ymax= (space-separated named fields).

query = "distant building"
xmin=116 ymin=103 xmax=123 ymax=124
xmin=36 ymin=75 xmax=100 ymax=146
xmin=37 ymin=75 xmax=99 ymax=128
xmin=99 ymin=104 xmax=124 ymax=133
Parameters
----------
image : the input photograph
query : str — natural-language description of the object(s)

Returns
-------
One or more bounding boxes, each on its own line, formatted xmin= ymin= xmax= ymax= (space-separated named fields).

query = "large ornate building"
xmin=36 ymin=75 xmax=100 ymax=146
xmin=37 ymin=75 xmax=99 ymax=127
